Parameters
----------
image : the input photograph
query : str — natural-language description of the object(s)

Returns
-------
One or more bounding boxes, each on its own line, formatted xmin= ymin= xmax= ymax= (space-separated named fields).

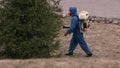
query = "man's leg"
xmin=65 ymin=36 xmax=78 ymax=55
xmin=76 ymin=33 xmax=92 ymax=56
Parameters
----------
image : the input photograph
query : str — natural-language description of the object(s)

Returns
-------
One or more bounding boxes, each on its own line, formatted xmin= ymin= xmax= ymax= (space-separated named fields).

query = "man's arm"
xmin=67 ymin=17 xmax=78 ymax=34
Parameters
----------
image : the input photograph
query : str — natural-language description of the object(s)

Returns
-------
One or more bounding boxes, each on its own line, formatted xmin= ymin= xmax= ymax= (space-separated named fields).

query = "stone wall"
xmin=90 ymin=16 xmax=120 ymax=25
xmin=63 ymin=16 xmax=120 ymax=25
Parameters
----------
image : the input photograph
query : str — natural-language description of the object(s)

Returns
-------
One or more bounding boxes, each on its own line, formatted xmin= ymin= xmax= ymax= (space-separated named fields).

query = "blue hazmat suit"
xmin=67 ymin=7 xmax=92 ymax=55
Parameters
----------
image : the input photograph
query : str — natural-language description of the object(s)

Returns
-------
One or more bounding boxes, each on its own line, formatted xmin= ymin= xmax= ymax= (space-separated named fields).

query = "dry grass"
xmin=0 ymin=57 xmax=120 ymax=68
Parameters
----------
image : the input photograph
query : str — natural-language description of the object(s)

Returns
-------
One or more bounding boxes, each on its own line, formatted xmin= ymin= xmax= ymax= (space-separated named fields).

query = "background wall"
xmin=60 ymin=0 xmax=120 ymax=18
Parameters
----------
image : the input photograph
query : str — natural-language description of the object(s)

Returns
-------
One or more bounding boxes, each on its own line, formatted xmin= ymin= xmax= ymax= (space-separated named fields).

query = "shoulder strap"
xmin=76 ymin=15 xmax=80 ymax=21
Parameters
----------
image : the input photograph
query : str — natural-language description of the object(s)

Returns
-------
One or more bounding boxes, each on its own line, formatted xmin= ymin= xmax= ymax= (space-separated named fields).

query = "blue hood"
xmin=69 ymin=7 xmax=77 ymax=16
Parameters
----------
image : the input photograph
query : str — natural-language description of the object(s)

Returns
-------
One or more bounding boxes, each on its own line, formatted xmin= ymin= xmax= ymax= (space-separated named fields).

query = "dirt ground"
xmin=0 ymin=18 xmax=120 ymax=68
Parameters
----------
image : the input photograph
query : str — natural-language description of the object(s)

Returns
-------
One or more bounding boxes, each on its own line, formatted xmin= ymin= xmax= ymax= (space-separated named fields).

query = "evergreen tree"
xmin=0 ymin=0 xmax=62 ymax=58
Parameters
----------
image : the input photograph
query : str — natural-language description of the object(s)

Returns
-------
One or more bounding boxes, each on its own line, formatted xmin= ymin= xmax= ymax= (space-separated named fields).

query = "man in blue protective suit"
xmin=64 ymin=7 xmax=93 ymax=57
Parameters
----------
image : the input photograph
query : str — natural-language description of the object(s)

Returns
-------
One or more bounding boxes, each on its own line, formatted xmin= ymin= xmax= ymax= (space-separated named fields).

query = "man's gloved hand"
xmin=64 ymin=32 xmax=68 ymax=36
